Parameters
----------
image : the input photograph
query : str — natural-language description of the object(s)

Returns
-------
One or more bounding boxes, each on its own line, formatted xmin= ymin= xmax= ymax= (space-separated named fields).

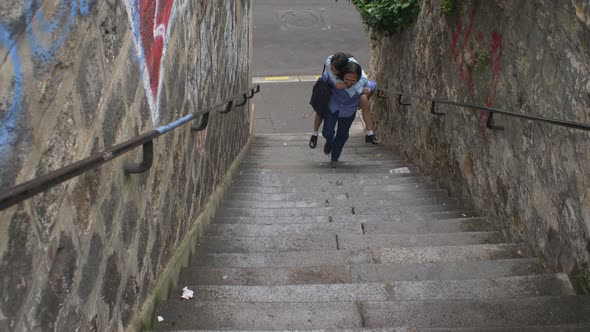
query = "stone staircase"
xmin=152 ymin=133 xmax=590 ymax=331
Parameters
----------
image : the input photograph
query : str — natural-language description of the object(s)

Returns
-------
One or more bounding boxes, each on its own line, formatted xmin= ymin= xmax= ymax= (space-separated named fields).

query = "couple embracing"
xmin=309 ymin=52 xmax=378 ymax=168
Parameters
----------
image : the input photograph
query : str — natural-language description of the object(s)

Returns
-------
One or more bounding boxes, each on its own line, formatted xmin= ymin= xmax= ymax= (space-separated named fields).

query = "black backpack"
xmin=309 ymin=65 xmax=332 ymax=118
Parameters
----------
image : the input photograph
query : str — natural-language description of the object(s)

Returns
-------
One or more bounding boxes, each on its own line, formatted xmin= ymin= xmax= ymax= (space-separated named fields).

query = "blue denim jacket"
xmin=322 ymin=73 xmax=376 ymax=118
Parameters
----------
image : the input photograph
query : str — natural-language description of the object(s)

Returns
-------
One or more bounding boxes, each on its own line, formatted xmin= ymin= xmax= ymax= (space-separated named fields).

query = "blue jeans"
xmin=322 ymin=111 xmax=355 ymax=161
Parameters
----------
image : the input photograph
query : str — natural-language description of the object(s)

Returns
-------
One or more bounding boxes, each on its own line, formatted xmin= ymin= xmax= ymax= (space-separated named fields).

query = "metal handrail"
xmin=376 ymin=88 xmax=590 ymax=132
xmin=0 ymin=85 xmax=261 ymax=211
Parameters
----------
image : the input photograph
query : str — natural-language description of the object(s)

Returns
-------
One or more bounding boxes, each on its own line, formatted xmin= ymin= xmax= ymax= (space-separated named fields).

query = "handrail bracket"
xmin=430 ymin=101 xmax=445 ymax=116
xmin=235 ymin=93 xmax=249 ymax=107
xmin=191 ymin=112 xmax=210 ymax=131
xmin=219 ymin=100 xmax=234 ymax=114
xmin=124 ymin=140 xmax=154 ymax=174
xmin=486 ymin=111 xmax=504 ymax=130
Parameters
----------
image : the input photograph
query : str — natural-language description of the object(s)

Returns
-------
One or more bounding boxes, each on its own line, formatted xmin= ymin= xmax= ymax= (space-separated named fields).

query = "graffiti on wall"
xmin=124 ymin=0 xmax=186 ymax=127
xmin=0 ymin=0 xmax=92 ymax=170
xmin=450 ymin=4 xmax=504 ymax=129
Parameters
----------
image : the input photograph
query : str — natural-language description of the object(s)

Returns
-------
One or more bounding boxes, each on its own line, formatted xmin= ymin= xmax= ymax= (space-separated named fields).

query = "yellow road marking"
xmin=264 ymin=76 xmax=291 ymax=81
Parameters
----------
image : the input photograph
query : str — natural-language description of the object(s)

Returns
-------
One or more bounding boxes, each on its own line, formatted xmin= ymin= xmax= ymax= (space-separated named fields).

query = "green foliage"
xmin=475 ymin=49 xmax=490 ymax=74
xmin=441 ymin=0 xmax=456 ymax=15
xmin=350 ymin=0 xmax=421 ymax=35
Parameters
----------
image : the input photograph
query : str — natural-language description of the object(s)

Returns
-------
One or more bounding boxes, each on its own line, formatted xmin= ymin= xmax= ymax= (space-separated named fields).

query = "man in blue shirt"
xmin=309 ymin=53 xmax=379 ymax=149
xmin=322 ymin=61 xmax=377 ymax=167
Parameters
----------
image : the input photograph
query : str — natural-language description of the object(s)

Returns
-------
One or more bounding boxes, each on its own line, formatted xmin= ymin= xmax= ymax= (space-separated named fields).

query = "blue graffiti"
xmin=130 ymin=0 xmax=146 ymax=62
xmin=0 ymin=26 xmax=25 ymax=169
xmin=26 ymin=0 xmax=92 ymax=62
xmin=0 ymin=0 xmax=92 ymax=172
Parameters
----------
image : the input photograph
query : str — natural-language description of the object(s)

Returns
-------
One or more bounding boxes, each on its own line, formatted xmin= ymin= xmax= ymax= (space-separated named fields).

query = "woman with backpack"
xmin=320 ymin=61 xmax=377 ymax=167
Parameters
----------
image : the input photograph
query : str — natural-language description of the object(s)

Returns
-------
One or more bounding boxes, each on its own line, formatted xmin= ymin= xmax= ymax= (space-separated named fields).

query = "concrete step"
xmin=191 ymin=249 xmax=375 ymax=268
xmin=181 ymin=258 xmax=545 ymax=286
xmin=198 ymin=232 xmax=504 ymax=253
xmin=337 ymin=232 xmax=505 ymax=250
xmin=364 ymin=217 xmax=494 ymax=234
xmin=247 ymin=147 xmax=396 ymax=155
xmin=361 ymin=296 xmax=590 ymax=328
xmin=223 ymin=197 xmax=458 ymax=209
xmin=353 ymin=258 xmax=544 ymax=283
xmin=206 ymin=218 xmax=493 ymax=237
xmin=376 ymin=243 xmax=530 ymax=264
xmin=191 ymin=243 xmax=530 ymax=268
xmin=239 ymin=158 xmax=405 ymax=167
xmin=213 ymin=211 xmax=480 ymax=224
xmin=228 ymin=182 xmax=441 ymax=194
xmin=239 ymin=160 xmax=407 ymax=167
xmin=216 ymin=204 xmax=461 ymax=218
xmin=179 ymin=274 xmax=574 ymax=303
xmin=236 ymin=167 xmax=411 ymax=176
xmin=198 ymin=234 xmax=337 ymax=253
xmin=152 ymin=295 xmax=590 ymax=330
xmin=153 ymin=301 xmax=363 ymax=330
xmin=232 ymin=174 xmax=431 ymax=186
xmin=226 ymin=188 xmax=444 ymax=201
xmin=248 ymin=146 xmax=393 ymax=153
xmin=206 ymin=222 xmax=364 ymax=237
xmin=240 ymin=157 xmax=405 ymax=165
xmin=236 ymin=167 xmax=417 ymax=175
xmin=180 ymin=264 xmax=353 ymax=286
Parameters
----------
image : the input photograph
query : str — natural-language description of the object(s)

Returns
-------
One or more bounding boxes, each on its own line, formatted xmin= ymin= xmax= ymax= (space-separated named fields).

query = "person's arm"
xmin=325 ymin=56 xmax=347 ymax=89
xmin=363 ymin=80 xmax=377 ymax=93
xmin=321 ymin=72 xmax=334 ymax=87
xmin=346 ymin=57 xmax=368 ymax=94
xmin=349 ymin=76 xmax=368 ymax=95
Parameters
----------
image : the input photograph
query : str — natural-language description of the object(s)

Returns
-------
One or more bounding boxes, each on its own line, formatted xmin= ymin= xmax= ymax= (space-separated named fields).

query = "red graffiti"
xmin=451 ymin=6 xmax=477 ymax=94
xmin=486 ymin=31 xmax=503 ymax=107
xmin=450 ymin=5 xmax=503 ymax=132
xmin=451 ymin=16 xmax=463 ymax=61
xmin=139 ymin=0 xmax=176 ymax=98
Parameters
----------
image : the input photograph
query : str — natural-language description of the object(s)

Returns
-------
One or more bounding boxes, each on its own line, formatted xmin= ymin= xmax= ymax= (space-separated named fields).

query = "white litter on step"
xmin=462 ymin=214 xmax=467 ymax=217
xmin=391 ymin=167 xmax=411 ymax=174
xmin=222 ymin=275 xmax=228 ymax=280
xmin=283 ymin=143 xmax=287 ymax=146
xmin=181 ymin=287 xmax=194 ymax=300
xmin=157 ymin=316 xmax=164 ymax=322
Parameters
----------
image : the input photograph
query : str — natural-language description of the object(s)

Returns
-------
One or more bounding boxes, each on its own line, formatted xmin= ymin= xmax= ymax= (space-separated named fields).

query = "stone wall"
xmin=371 ymin=0 xmax=590 ymax=292
xmin=0 ymin=1 xmax=252 ymax=330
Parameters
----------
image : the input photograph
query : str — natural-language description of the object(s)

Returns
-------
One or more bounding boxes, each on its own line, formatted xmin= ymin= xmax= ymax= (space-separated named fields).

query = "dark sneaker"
xmin=309 ymin=135 xmax=318 ymax=149
xmin=330 ymin=160 xmax=338 ymax=168
xmin=365 ymin=134 xmax=379 ymax=144
xmin=323 ymin=141 xmax=332 ymax=155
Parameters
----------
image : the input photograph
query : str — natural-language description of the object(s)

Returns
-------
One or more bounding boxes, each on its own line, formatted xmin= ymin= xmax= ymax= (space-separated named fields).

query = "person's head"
xmin=340 ymin=61 xmax=362 ymax=88
xmin=330 ymin=52 xmax=352 ymax=75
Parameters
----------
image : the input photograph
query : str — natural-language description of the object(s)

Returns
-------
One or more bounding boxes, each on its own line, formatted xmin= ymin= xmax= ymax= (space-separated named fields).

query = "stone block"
xmin=76 ymin=39 xmax=104 ymax=127
xmin=102 ymin=253 xmax=121 ymax=318
xmin=79 ymin=232 xmax=103 ymax=301
xmin=35 ymin=233 xmax=77 ymax=330
xmin=0 ymin=208 xmax=33 ymax=326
